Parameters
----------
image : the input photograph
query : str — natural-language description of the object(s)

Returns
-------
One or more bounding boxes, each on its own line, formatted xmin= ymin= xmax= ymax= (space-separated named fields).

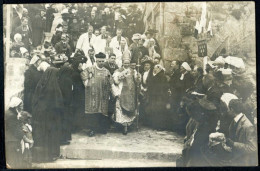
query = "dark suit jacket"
xmin=228 ymin=114 xmax=257 ymax=166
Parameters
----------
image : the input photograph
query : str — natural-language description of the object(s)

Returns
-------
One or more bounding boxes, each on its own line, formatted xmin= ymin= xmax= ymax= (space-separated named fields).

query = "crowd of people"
xmin=5 ymin=3 xmax=257 ymax=168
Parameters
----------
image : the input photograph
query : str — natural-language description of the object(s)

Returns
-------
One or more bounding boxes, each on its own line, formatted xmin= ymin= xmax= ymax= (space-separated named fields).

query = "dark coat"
xmin=71 ymin=68 xmax=85 ymax=129
xmin=5 ymin=108 xmax=24 ymax=168
xmin=170 ymin=71 xmax=194 ymax=106
xmin=58 ymin=66 xmax=73 ymax=142
xmin=31 ymin=14 xmax=46 ymax=47
xmin=228 ymin=114 xmax=257 ymax=166
xmin=145 ymin=71 xmax=170 ymax=129
xmin=32 ymin=67 xmax=64 ymax=162
xmin=51 ymin=33 xmax=61 ymax=46
xmin=45 ymin=7 xmax=56 ymax=32
xmin=24 ymin=65 xmax=43 ymax=113
xmin=5 ymin=108 xmax=24 ymax=142
xmin=131 ymin=46 xmax=149 ymax=64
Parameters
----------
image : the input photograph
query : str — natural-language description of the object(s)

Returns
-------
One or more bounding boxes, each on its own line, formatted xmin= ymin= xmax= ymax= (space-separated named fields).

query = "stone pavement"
xmin=32 ymin=159 xmax=176 ymax=168
xmin=33 ymin=127 xmax=184 ymax=168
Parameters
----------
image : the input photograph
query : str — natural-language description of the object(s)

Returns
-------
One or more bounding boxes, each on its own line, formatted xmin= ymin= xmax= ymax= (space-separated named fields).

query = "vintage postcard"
xmin=3 ymin=1 xmax=257 ymax=168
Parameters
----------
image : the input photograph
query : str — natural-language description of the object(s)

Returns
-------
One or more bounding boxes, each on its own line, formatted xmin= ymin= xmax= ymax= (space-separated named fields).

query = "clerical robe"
xmin=112 ymin=67 xmax=139 ymax=126
xmin=76 ymin=33 xmax=96 ymax=56
xmin=32 ymin=67 xmax=64 ymax=162
xmin=80 ymin=65 xmax=112 ymax=116
xmin=93 ymin=34 xmax=107 ymax=54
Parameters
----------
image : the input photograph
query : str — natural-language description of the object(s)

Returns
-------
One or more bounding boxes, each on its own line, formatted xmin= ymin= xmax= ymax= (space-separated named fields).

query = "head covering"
xmin=9 ymin=97 xmax=22 ymax=108
xmin=221 ymin=93 xmax=238 ymax=107
xmin=224 ymin=56 xmax=245 ymax=69
xmin=56 ymin=27 xmax=63 ymax=32
xmin=132 ymin=33 xmax=141 ymax=41
xmin=45 ymin=4 xmax=50 ymax=9
xmin=104 ymin=8 xmax=110 ymax=13
xmin=95 ymin=52 xmax=106 ymax=59
xmin=122 ymin=51 xmax=131 ymax=61
xmin=14 ymin=33 xmax=22 ymax=42
xmin=30 ymin=55 xmax=40 ymax=65
xmin=141 ymin=34 xmax=146 ymax=40
xmin=219 ymin=68 xmax=232 ymax=76
xmin=20 ymin=47 xmax=28 ymax=55
xmin=153 ymin=53 xmax=161 ymax=59
xmin=214 ymin=56 xmax=225 ymax=65
xmin=181 ymin=62 xmax=191 ymax=71
xmin=23 ymin=8 xmax=28 ymax=13
xmin=145 ymin=29 xmax=158 ymax=35
xmin=92 ymin=7 xmax=97 ymax=11
xmin=141 ymin=55 xmax=153 ymax=65
xmin=114 ymin=4 xmax=121 ymax=9
xmin=61 ymin=8 xmax=69 ymax=14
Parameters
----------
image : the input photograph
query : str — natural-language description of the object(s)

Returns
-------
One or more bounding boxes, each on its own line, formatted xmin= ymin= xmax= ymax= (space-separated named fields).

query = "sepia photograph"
xmin=3 ymin=1 xmax=258 ymax=168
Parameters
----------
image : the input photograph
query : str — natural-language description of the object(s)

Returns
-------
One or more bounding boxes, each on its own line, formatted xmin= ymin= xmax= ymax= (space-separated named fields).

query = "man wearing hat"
xmin=24 ymin=55 xmax=43 ymax=113
xmin=80 ymin=52 xmax=112 ymax=136
xmin=177 ymin=98 xmax=218 ymax=167
xmin=143 ymin=29 xmax=161 ymax=55
xmin=5 ymin=97 xmax=24 ymax=168
xmin=129 ymin=33 xmax=141 ymax=51
xmin=130 ymin=36 xmax=149 ymax=65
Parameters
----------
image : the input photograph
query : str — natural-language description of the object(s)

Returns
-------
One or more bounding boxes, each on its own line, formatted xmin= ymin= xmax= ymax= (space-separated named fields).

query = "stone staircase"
xmin=33 ymin=128 xmax=184 ymax=168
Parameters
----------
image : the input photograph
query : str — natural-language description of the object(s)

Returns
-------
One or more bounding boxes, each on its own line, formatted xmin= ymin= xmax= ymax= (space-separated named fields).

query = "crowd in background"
xmin=5 ymin=3 xmax=257 ymax=168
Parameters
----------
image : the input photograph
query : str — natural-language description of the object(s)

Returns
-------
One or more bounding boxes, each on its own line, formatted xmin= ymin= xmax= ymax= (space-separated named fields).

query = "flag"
xmin=207 ymin=20 xmax=213 ymax=36
xmin=194 ymin=20 xmax=199 ymax=38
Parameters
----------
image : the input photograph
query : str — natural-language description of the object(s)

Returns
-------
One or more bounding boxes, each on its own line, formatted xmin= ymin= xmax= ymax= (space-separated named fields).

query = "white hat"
xmin=221 ymin=93 xmax=238 ymax=107
xmin=140 ymin=34 xmax=146 ymax=40
xmin=61 ymin=8 xmax=69 ymax=14
xmin=213 ymin=56 xmax=225 ymax=65
xmin=56 ymin=27 xmax=63 ymax=32
xmin=219 ymin=68 xmax=232 ymax=75
xmin=104 ymin=8 xmax=110 ymax=13
xmin=71 ymin=9 xmax=77 ymax=14
xmin=14 ymin=33 xmax=22 ymax=42
xmin=181 ymin=62 xmax=191 ymax=71
xmin=92 ymin=7 xmax=97 ymax=11
xmin=132 ymin=33 xmax=141 ymax=40
xmin=224 ymin=56 xmax=245 ymax=69
xmin=45 ymin=4 xmax=50 ymax=9
xmin=29 ymin=55 xmax=40 ymax=65
xmin=9 ymin=97 xmax=22 ymax=108
xmin=20 ymin=47 xmax=28 ymax=55
xmin=23 ymin=8 xmax=28 ymax=13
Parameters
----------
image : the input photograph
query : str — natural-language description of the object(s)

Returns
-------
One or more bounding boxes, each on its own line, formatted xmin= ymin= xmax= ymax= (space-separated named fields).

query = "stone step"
xmin=32 ymin=159 xmax=176 ymax=168
xmin=60 ymin=128 xmax=184 ymax=162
